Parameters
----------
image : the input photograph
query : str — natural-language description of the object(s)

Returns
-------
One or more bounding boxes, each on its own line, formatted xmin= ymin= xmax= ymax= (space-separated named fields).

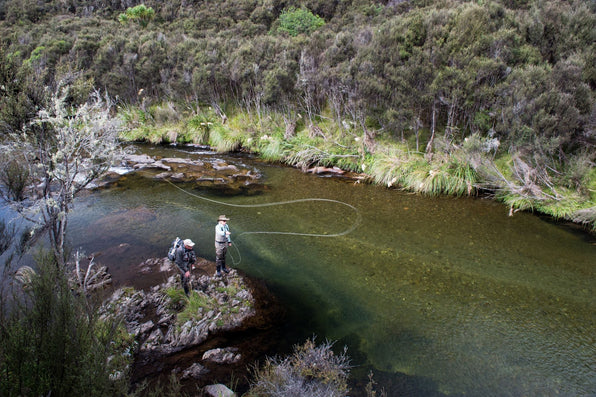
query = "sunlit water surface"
xmin=62 ymin=145 xmax=595 ymax=396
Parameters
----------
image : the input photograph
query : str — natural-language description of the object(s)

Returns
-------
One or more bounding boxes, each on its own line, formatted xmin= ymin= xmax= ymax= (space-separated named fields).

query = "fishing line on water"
xmin=157 ymin=174 xmax=362 ymax=266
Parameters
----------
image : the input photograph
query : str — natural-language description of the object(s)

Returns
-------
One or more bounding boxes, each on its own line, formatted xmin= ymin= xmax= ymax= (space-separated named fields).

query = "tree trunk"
xmin=284 ymin=118 xmax=296 ymax=140
xmin=426 ymin=101 xmax=437 ymax=161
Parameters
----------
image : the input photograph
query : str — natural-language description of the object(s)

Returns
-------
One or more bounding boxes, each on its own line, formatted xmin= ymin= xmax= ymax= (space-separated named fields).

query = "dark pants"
xmin=215 ymin=242 xmax=228 ymax=273
xmin=179 ymin=269 xmax=190 ymax=295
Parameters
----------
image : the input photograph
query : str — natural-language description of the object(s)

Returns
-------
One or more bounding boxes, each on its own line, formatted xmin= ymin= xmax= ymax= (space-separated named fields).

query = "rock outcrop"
xmin=99 ymin=257 xmax=283 ymax=393
xmin=100 ymin=259 xmax=256 ymax=356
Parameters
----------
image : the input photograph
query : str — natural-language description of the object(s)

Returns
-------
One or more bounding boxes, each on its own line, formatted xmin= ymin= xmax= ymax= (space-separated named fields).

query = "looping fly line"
xmin=154 ymin=174 xmax=362 ymax=266
xmin=161 ymin=176 xmax=362 ymax=239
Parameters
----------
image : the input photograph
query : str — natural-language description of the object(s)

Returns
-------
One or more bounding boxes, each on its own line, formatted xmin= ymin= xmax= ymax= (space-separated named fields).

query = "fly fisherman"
xmin=175 ymin=239 xmax=196 ymax=295
xmin=214 ymin=215 xmax=232 ymax=277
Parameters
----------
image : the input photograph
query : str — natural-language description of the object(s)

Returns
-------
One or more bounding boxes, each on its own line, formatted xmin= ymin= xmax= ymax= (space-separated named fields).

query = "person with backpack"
xmin=214 ymin=215 xmax=231 ymax=277
xmin=174 ymin=239 xmax=196 ymax=295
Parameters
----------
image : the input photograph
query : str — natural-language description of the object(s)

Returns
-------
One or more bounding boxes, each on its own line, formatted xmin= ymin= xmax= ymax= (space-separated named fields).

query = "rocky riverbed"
xmin=92 ymin=152 xmax=266 ymax=195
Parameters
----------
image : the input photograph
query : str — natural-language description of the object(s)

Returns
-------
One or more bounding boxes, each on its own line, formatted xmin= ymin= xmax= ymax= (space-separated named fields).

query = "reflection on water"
xmin=65 ymin=145 xmax=595 ymax=396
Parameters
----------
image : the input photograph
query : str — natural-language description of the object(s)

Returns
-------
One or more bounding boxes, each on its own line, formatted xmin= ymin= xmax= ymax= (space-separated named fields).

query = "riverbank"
xmin=118 ymin=104 xmax=596 ymax=233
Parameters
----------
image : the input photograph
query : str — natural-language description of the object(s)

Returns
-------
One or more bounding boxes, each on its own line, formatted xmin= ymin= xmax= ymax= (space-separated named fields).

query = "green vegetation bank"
xmin=1 ymin=0 xmax=595 ymax=229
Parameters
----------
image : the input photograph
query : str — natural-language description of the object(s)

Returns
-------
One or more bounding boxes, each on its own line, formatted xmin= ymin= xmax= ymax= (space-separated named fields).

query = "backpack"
xmin=167 ymin=237 xmax=183 ymax=261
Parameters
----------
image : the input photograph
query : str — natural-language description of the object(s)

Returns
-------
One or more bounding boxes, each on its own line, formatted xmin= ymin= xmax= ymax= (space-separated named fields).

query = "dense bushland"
xmin=0 ymin=251 xmax=132 ymax=396
xmin=1 ymin=0 xmax=594 ymax=228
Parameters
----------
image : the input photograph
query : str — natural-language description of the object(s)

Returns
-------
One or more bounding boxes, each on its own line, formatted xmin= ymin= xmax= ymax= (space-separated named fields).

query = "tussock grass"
xmin=149 ymin=102 xmax=180 ymax=125
xmin=116 ymin=103 xmax=596 ymax=231
xmin=535 ymin=188 xmax=584 ymax=219
xmin=257 ymin=135 xmax=288 ymax=162
xmin=248 ymin=338 xmax=350 ymax=397
xmin=163 ymin=287 xmax=188 ymax=310
xmin=177 ymin=291 xmax=215 ymax=324
xmin=498 ymin=191 xmax=535 ymax=213
xmin=183 ymin=113 xmax=214 ymax=144
xmin=369 ymin=144 xmax=479 ymax=196
xmin=209 ymin=124 xmax=244 ymax=152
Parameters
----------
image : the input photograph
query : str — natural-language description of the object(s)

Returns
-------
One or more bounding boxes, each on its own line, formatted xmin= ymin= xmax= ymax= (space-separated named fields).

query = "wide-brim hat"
xmin=183 ymin=239 xmax=195 ymax=247
xmin=218 ymin=215 xmax=230 ymax=221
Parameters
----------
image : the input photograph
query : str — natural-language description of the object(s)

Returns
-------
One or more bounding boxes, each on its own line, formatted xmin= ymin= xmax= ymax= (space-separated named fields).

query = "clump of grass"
xmin=176 ymin=291 xmax=215 ymax=324
xmin=368 ymin=146 xmax=427 ymax=188
xmin=535 ymin=188 xmax=584 ymax=219
xmin=216 ymin=285 xmax=239 ymax=295
xmin=163 ymin=287 xmax=188 ymax=310
xmin=497 ymin=191 xmax=535 ymax=213
xmin=209 ymin=124 xmax=245 ymax=152
xmin=571 ymin=207 xmax=596 ymax=231
xmin=419 ymin=158 xmax=478 ymax=196
xmin=183 ymin=113 xmax=214 ymax=144
xmin=256 ymin=135 xmax=288 ymax=162
xmin=149 ymin=102 xmax=181 ymax=125
xmin=118 ymin=104 xmax=153 ymax=127
xmin=248 ymin=338 xmax=350 ymax=397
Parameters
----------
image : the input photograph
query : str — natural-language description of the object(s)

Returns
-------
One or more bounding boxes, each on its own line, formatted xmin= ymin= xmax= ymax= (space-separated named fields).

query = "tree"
xmin=0 ymin=83 xmax=125 ymax=267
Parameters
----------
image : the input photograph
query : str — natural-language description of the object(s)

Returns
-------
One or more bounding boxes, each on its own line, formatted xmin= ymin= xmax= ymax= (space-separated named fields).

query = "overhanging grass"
xmin=116 ymin=103 xmax=596 ymax=232
xmin=209 ymin=123 xmax=245 ymax=152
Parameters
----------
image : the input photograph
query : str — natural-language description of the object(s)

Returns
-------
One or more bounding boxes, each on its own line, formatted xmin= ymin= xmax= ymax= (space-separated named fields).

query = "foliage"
xmin=176 ymin=290 xmax=216 ymax=324
xmin=1 ymin=0 xmax=594 ymax=229
xmin=209 ymin=123 xmax=245 ymax=152
xmin=130 ymin=373 xmax=188 ymax=397
xmin=118 ymin=5 xmax=155 ymax=28
xmin=0 ymin=253 xmax=131 ymax=396
xmin=274 ymin=7 xmax=326 ymax=37
xmin=248 ymin=338 xmax=351 ymax=397
xmin=0 ymin=220 xmax=15 ymax=256
xmin=0 ymin=83 xmax=125 ymax=266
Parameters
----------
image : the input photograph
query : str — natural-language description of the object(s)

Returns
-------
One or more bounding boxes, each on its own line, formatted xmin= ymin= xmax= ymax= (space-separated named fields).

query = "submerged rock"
xmin=111 ymin=153 xmax=264 ymax=194
xmin=181 ymin=362 xmax=209 ymax=380
xmin=202 ymin=347 xmax=241 ymax=364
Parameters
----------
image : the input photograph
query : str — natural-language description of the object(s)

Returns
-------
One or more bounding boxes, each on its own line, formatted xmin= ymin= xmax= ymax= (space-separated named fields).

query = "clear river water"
xmin=53 ymin=145 xmax=596 ymax=396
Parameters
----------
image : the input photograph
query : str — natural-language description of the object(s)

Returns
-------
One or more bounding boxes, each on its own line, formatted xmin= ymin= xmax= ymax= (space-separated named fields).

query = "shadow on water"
xmin=20 ymin=144 xmax=595 ymax=396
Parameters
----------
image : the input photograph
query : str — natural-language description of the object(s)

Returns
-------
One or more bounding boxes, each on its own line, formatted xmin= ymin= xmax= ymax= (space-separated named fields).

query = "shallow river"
xmin=65 ymin=145 xmax=594 ymax=396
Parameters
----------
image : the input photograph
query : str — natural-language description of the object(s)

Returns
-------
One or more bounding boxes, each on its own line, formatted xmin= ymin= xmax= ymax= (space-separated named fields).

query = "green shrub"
xmin=274 ymin=7 xmax=325 ymax=37
xmin=118 ymin=4 xmax=155 ymax=28
xmin=0 ymin=253 xmax=130 ymax=396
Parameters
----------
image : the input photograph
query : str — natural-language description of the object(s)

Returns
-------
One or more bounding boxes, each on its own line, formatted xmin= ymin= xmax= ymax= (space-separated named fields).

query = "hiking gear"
xmin=218 ymin=215 xmax=230 ymax=221
xmin=167 ymin=237 xmax=183 ymax=261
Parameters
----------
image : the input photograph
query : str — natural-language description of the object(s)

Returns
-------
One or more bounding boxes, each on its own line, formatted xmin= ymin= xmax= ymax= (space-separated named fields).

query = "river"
xmin=60 ymin=144 xmax=596 ymax=396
